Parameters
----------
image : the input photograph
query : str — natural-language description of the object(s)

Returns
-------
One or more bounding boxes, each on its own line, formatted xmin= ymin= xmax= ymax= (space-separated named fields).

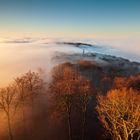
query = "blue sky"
xmin=0 ymin=0 xmax=140 ymax=37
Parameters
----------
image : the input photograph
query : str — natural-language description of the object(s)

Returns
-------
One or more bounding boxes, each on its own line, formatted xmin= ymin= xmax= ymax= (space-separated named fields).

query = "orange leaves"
xmin=50 ymin=62 xmax=93 ymax=100
xmin=78 ymin=60 xmax=96 ymax=68
xmin=96 ymin=88 xmax=140 ymax=139
xmin=113 ymin=74 xmax=140 ymax=91
xmin=48 ymin=62 xmax=93 ymax=117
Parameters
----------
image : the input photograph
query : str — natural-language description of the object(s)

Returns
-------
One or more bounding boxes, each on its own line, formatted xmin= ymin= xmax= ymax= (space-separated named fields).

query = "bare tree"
xmin=14 ymin=71 xmax=44 ymax=136
xmin=0 ymin=85 xmax=18 ymax=140
xmin=96 ymin=88 xmax=140 ymax=140
xmin=14 ymin=76 xmax=28 ymax=135
xmin=22 ymin=71 xmax=43 ymax=99
xmin=19 ymin=71 xmax=43 ymax=114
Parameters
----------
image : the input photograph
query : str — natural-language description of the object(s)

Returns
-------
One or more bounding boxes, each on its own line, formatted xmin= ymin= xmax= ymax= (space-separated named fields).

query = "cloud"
xmin=0 ymin=37 xmax=36 ymax=44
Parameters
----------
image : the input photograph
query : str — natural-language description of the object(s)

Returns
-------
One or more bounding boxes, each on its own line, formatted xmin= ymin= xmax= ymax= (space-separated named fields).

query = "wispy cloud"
xmin=0 ymin=37 xmax=36 ymax=44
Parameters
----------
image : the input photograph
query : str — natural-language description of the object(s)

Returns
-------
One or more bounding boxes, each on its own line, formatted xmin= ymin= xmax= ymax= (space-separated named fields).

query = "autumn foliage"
xmin=96 ymin=88 xmax=140 ymax=140
xmin=48 ymin=63 xmax=92 ymax=140
xmin=0 ymin=61 xmax=140 ymax=140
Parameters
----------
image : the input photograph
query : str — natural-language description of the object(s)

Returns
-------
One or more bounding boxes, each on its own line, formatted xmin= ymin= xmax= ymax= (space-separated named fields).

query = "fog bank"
xmin=0 ymin=37 xmax=140 ymax=86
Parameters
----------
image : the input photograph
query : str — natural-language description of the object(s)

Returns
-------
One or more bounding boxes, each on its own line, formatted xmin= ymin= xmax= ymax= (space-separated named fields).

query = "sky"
xmin=0 ymin=0 xmax=140 ymax=38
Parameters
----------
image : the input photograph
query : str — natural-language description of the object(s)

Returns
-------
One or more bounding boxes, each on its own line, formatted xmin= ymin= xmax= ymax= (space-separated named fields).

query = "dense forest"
xmin=0 ymin=58 xmax=140 ymax=140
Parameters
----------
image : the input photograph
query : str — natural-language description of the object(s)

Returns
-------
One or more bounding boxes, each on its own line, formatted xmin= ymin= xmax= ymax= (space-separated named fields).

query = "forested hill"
xmin=48 ymin=52 xmax=140 ymax=140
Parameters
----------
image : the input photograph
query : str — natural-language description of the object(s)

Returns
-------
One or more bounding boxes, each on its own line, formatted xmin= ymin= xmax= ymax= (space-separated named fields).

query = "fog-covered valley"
xmin=0 ymin=37 xmax=140 ymax=86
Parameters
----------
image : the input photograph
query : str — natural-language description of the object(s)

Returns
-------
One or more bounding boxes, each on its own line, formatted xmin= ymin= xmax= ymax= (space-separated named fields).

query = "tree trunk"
xmin=67 ymin=104 xmax=72 ymax=140
xmin=7 ymin=113 xmax=13 ymax=140
xmin=67 ymin=108 xmax=72 ymax=140
xmin=31 ymin=96 xmax=34 ymax=118
xmin=22 ymin=101 xmax=27 ymax=135
xmin=82 ymin=107 xmax=87 ymax=140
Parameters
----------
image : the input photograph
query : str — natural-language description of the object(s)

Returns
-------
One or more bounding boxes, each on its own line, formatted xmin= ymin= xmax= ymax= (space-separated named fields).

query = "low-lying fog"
xmin=0 ymin=37 xmax=140 ymax=86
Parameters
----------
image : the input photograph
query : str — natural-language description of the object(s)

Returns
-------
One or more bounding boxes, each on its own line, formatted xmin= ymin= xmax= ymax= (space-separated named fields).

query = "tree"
xmin=49 ymin=65 xmax=78 ymax=140
xmin=19 ymin=71 xmax=43 ymax=114
xmin=96 ymin=88 xmax=140 ymax=140
xmin=113 ymin=76 xmax=127 ymax=89
xmin=22 ymin=71 xmax=43 ymax=100
xmin=0 ymin=85 xmax=19 ymax=140
xmin=77 ymin=77 xmax=92 ymax=140
xmin=113 ymin=74 xmax=140 ymax=91
xmin=14 ymin=71 xmax=44 ymax=136
xmin=49 ymin=63 xmax=94 ymax=140
xmin=100 ymin=74 xmax=112 ymax=94
xmin=14 ymin=76 xmax=28 ymax=135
